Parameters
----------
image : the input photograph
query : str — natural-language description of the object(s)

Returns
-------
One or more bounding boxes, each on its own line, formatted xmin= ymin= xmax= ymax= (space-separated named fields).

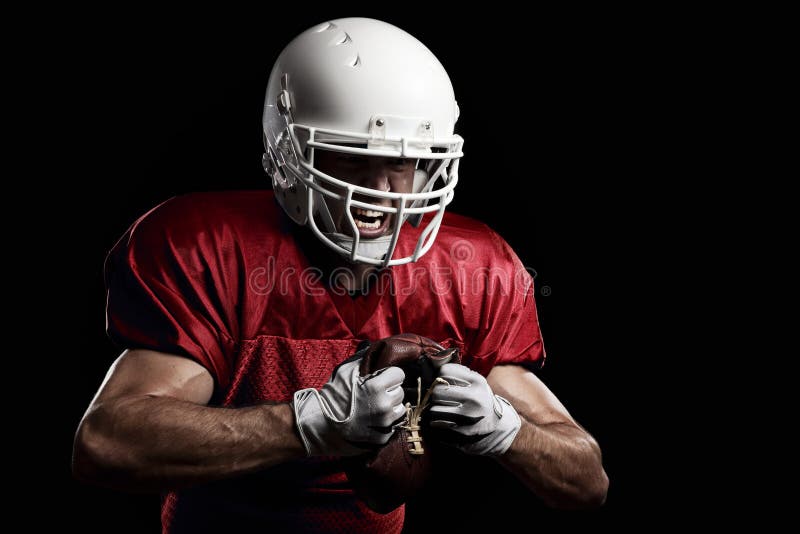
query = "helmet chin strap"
xmin=325 ymin=233 xmax=394 ymax=262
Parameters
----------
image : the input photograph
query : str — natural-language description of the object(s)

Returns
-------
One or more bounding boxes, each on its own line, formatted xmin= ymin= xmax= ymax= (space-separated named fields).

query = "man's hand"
xmin=292 ymin=356 xmax=406 ymax=456
xmin=428 ymin=363 xmax=521 ymax=456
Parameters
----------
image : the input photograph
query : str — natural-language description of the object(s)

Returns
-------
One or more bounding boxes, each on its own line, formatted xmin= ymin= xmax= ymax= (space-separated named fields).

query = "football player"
xmin=73 ymin=17 xmax=608 ymax=533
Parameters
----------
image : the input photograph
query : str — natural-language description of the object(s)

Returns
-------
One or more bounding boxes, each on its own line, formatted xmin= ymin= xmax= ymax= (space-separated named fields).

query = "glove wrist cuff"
xmin=491 ymin=394 xmax=522 ymax=456
xmin=292 ymin=388 xmax=325 ymax=456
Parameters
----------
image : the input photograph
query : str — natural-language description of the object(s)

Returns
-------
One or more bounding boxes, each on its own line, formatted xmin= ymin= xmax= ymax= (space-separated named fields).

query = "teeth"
xmin=355 ymin=219 xmax=381 ymax=229
xmin=354 ymin=208 xmax=384 ymax=217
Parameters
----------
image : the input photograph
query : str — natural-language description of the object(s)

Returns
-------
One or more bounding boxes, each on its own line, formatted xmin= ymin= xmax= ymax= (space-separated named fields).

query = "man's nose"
xmin=360 ymin=162 xmax=391 ymax=193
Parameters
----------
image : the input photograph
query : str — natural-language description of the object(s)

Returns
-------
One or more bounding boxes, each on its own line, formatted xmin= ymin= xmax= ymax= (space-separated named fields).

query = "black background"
xmin=34 ymin=7 xmax=688 ymax=532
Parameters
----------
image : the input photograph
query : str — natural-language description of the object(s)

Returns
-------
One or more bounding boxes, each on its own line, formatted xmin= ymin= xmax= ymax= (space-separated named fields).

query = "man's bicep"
xmin=487 ymin=364 xmax=577 ymax=427
xmin=91 ymin=349 xmax=215 ymax=407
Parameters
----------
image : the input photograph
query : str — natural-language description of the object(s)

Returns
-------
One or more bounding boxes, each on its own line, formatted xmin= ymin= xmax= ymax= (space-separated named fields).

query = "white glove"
xmin=292 ymin=358 xmax=406 ymax=456
xmin=429 ymin=363 xmax=521 ymax=456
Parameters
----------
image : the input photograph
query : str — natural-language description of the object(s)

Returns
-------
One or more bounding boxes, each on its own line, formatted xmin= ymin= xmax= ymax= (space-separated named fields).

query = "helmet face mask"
xmin=262 ymin=18 xmax=464 ymax=267
xmin=312 ymin=148 xmax=416 ymax=238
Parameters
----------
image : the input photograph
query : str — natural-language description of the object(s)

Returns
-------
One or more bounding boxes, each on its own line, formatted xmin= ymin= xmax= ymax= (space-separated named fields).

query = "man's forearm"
xmin=498 ymin=418 xmax=608 ymax=509
xmin=73 ymin=395 xmax=305 ymax=492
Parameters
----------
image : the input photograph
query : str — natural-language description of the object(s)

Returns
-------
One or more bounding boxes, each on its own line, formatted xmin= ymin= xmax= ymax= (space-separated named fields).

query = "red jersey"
xmin=105 ymin=190 xmax=545 ymax=533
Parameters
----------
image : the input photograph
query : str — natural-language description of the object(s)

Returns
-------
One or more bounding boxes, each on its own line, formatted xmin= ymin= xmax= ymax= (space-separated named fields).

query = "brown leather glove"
xmin=345 ymin=333 xmax=460 ymax=513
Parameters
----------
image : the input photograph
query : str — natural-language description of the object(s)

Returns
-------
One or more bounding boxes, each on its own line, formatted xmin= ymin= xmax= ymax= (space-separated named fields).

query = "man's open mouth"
xmin=353 ymin=208 xmax=384 ymax=229
xmin=350 ymin=206 xmax=391 ymax=237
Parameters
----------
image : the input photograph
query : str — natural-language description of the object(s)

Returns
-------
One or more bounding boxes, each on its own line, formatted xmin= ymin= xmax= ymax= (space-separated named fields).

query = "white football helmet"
xmin=262 ymin=17 xmax=464 ymax=267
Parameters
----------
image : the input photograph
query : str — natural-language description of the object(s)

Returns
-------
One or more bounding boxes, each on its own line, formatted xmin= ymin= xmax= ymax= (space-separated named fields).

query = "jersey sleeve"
xmin=104 ymin=197 xmax=239 ymax=389
xmin=465 ymin=230 xmax=546 ymax=375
